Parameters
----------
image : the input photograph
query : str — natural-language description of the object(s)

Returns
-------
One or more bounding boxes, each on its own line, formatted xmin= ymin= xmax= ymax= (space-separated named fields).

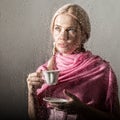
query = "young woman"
xmin=27 ymin=3 xmax=120 ymax=120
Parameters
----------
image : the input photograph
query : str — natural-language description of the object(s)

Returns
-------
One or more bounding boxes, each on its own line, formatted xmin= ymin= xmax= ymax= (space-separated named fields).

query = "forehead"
xmin=54 ymin=14 xmax=78 ymax=27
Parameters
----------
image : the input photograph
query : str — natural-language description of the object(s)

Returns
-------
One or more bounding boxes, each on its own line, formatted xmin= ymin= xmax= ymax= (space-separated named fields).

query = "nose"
xmin=59 ymin=30 xmax=68 ymax=40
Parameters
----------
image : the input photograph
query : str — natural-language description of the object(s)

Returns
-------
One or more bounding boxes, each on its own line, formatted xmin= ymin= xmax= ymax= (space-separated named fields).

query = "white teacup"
xmin=43 ymin=70 xmax=60 ymax=85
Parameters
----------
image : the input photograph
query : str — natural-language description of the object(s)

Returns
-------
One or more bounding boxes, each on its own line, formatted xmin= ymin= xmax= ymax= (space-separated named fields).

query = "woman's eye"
xmin=54 ymin=26 xmax=61 ymax=32
xmin=68 ymin=28 xmax=77 ymax=34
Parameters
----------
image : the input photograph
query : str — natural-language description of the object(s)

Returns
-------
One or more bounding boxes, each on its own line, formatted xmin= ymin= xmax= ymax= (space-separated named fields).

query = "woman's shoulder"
xmin=86 ymin=51 xmax=108 ymax=61
xmin=85 ymin=50 xmax=111 ymax=67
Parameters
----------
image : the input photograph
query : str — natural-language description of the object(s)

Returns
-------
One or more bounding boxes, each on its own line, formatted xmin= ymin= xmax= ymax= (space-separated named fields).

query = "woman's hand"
xmin=49 ymin=89 xmax=83 ymax=114
xmin=26 ymin=71 xmax=44 ymax=95
xmin=61 ymin=89 xmax=83 ymax=114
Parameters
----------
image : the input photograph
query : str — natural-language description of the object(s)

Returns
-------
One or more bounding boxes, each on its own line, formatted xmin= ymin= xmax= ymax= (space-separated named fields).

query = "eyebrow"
xmin=54 ymin=24 xmax=78 ymax=29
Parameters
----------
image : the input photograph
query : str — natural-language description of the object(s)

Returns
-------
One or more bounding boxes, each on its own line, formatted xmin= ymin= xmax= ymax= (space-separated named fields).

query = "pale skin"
xmin=53 ymin=14 xmax=82 ymax=55
xmin=26 ymin=14 xmax=120 ymax=120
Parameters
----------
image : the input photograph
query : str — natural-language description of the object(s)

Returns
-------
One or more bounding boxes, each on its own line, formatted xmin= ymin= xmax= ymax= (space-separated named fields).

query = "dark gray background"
xmin=0 ymin=0 xmax=120 ymax=119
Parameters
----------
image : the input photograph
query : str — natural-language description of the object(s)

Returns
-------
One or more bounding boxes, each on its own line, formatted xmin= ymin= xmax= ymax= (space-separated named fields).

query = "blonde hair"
xmin=50 ymin=3 xmax=91 ymax=43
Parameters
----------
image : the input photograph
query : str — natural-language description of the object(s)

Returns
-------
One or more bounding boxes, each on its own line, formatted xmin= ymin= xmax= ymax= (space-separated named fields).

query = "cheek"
xmin=53 ymin=33 xmax=59 ymax=42
xmin=69 ymin=35 xmax=81 ymax=46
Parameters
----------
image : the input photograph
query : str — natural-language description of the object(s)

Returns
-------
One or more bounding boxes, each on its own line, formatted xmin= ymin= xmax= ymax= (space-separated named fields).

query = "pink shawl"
xmin=36 ymin=51 xmax=118 ymax=117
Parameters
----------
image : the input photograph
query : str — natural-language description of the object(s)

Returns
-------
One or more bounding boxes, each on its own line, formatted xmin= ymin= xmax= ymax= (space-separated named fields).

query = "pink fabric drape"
xmin=36 ymin=51 xmax=118 ymax=119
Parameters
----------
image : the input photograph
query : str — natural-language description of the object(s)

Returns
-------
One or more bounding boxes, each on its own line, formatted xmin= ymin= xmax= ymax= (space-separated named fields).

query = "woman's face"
xmin=52 ymin=14 xmax=82 ymax=55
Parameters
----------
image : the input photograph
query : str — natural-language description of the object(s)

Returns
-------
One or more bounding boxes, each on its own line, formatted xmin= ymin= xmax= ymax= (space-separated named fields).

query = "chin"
xmin=57 ymin=49 xmax=73 ymax=55
xmin=57 ymin=45 xmax=77 ymax=53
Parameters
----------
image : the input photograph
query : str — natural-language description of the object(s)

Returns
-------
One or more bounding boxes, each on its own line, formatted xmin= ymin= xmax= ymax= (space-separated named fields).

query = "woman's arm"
xmin=27 ymin=72 xmax=44 ymax=120
xmin=28 ymin=92 xmax=37 ymax=120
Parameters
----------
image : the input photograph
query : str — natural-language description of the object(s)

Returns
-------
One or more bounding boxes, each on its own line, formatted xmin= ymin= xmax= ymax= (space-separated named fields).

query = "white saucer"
xmin=43 ymin=97 xmax=68 ymax=104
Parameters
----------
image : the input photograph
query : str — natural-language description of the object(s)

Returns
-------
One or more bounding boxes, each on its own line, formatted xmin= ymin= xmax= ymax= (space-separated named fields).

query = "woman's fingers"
xmin=27 ymin=76 xmax=41 ymax=82
xmin=28 ymin=72 xmax=38 ymax=78
xmin=27 ymin=77 xmax=44 ymax=86
xmin=27 ymin=72 xmax=44 ymax=90
xmin=36 ymin=70 xmax=42 ymax=77
xmin=63 ymin=89 xmax=78 ymax=101
xmin=28 ymin=80 xmax=44 ymax=85
xmin=27 ymin=71 xmax=42 ymax=78
xmin=27 ymin=71 xmax=43 ymax=82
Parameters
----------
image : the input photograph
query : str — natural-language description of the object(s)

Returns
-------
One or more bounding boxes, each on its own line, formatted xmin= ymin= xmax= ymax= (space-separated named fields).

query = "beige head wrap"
xmin=50 ymin=3 xmax=91 ymax=43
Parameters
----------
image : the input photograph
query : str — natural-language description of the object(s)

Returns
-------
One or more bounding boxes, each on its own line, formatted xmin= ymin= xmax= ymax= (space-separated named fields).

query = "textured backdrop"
xmin=0 ymin=0 xmax=120 ymax=119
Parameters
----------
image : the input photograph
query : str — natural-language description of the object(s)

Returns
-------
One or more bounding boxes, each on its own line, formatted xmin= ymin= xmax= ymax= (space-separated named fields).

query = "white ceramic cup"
xmin=43 ymin=70 xmax=60 ymax=85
